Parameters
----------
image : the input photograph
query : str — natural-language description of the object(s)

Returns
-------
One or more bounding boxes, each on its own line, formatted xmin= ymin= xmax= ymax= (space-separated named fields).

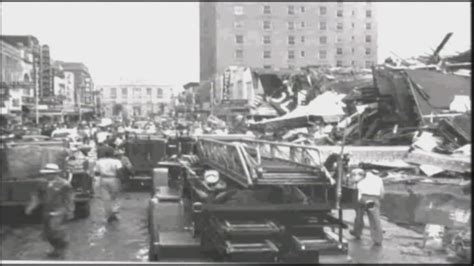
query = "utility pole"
xmin=35 ymin=80 xmax=39 ymax=124
xmin=210 ymin=81 xmax=214 ymax=115
xmin=77 ymin=85 xmax=82 ymax=121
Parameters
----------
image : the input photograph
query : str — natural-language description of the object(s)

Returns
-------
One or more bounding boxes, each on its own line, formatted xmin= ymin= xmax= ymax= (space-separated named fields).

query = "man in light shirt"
xmin=349 ymin=168 xmax=384 ymax=246
xmin=94 ymin=147 xmax=123 ymax=223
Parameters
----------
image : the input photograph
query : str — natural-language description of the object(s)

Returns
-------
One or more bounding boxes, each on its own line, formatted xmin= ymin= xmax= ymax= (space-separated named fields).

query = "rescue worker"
xmin=94 ymin=146 xmax=123 ymax=222
xmin=349 ymin=168 xmax=385 ymax=246
xmin=25 ymin=163 xmax=75 ymax=259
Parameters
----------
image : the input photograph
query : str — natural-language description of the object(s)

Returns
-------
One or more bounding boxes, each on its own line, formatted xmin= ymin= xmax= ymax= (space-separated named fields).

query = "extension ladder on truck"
xmin=195 ymin=138 xmax=351 ymax=263
xmin=196 ymin=138 xmax=335 ymax=188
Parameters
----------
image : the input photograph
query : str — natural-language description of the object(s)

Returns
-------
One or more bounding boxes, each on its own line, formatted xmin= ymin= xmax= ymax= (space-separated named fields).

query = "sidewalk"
xmin=340 ymin=210 xmax=450 ymax=264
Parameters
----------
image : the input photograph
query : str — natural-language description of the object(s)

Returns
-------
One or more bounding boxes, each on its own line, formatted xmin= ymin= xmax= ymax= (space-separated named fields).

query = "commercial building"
xmin=1 ymin=35 xmax=95 ymax=122
xmin=97 ymin=84 xmax=176 ymax=118
xmin=200 ymin=2 xmax=377 ymax=81
xmin=51 ymin=61 xmax=67 ymax=106
xmin=59 ymin=62 xmax=94 ymax=113
xmin=0 ymin=39 xmax=35 ymax=121
xmin=0 ymin=35 xmax=41 ymax=102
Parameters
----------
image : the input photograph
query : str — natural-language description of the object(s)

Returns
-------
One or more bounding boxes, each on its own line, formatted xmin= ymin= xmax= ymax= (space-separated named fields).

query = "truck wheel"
xmin=74 ymin=201 xmax=91 ymax=219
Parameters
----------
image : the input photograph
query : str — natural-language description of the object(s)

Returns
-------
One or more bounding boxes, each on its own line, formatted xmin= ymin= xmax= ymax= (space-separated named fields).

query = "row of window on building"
xmin=261 ymin=60 xmax=374 ymax=70
xmin=234 ymin=20 xmax=373 ymax=31
xmin=234 ymin=47 xmax=373 ymax=60
xmin=103 ymin=87 xmax=164 ymax=99
xmin=234 ymin=4 xmax=372 ymax=17
xmin=235 ymin=34 xmax=373 ymax=45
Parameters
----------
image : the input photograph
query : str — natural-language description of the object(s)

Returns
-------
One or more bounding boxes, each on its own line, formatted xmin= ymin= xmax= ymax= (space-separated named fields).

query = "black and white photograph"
xmin=0 ymin=1 xmax=471 ymax=264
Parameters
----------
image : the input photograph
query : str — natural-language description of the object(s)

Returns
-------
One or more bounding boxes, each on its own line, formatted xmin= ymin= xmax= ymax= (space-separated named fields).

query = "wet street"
xmin=1 ymin=191 xmax=456 ymax=263
xmin=1 ymin=190 xmax=150 ymax=262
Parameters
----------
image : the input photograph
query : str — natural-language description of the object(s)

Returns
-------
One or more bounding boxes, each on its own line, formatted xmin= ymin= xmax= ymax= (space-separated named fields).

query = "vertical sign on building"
xmin=222 ymin=69 xmax=231 ymax=103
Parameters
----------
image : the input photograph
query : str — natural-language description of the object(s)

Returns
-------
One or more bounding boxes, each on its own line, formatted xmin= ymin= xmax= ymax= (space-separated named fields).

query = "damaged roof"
xmin=405 ymin=69 xmax=471 ymax=112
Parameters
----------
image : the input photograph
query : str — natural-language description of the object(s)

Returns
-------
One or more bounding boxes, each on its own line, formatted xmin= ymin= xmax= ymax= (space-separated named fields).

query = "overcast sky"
xmin=1 ymin=2 xmax=471 ymax=87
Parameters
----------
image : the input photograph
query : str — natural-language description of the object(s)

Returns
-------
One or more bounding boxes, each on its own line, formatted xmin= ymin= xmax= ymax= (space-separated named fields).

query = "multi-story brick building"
xmin=97 ymin=84 xmax=176 ymax=118
xmin=200 ymin=2 xmax=377 ymax=81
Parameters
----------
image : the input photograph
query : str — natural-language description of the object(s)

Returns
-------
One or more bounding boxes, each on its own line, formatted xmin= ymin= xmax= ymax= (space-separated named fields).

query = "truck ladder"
xmin=196 ymin=138 xmax=333 ymax=188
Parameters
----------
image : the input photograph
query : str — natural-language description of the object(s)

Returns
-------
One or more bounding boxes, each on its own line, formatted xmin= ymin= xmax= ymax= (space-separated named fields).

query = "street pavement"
xmin=0 ymin=190 xmax=455 ymax=263
xmin=341 ymin=210 xmax=451 ymax=264
xmin=1 ymin=191 xmax=150 ymax=262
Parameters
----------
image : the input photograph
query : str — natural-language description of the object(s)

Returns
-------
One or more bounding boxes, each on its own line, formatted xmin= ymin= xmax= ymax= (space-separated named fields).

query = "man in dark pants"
xmin=349 ymin=168 xmax=385 ymax=246
xmin=25 ymin=163 xmax=75 ymax=259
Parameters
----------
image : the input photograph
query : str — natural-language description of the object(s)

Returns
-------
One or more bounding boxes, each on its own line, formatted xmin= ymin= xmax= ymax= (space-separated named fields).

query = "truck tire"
xmin=74 ymin=201 xmax=91 ymax=219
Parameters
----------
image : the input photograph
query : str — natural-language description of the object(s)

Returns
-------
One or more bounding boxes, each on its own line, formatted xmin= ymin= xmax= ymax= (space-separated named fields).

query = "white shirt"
xmin=356 ymin=172 xmax=384 ymax=200
xmin=96 ymin=131 xmax=110 ymax=144
xmin=94 ymin=158 xmax=122 ymax=177
xmin=114 ymin=137 xmax=124 ymax=147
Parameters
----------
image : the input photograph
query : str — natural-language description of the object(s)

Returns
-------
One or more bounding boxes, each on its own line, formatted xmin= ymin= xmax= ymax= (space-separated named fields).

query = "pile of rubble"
xmin=245 ymin=40 xmax=471 ymax=261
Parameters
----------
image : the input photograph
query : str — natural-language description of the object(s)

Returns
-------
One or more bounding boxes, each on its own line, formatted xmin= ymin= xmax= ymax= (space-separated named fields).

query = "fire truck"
xmin=148 ymin=135 xmax=357 ymax=263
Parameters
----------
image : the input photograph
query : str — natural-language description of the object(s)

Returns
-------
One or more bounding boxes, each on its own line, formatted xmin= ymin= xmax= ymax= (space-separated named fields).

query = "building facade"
xmin=1 ymin=35 xmax=42 ymax=109
xmin=59 ymin=62 xmax=94 ymax=112
xmin=51 ymin=61 xmax=67 ymax=106
xmin=98 ymin=85 xmax=176 ymax=118
xmin=0 ymin=39 xmax=34 ymax=118
xmin=200 ymin=2 xmax=378 ymax=81
xmin=1 ymin=35 xmax=95 ymax=122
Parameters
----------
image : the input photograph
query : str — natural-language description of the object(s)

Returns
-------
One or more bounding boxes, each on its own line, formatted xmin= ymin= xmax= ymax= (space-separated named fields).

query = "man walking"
xmin=25 ymin=163 xmax=75 ymax=259
xmin=94 ymin=146 xmax=123 ymax=222
xmin=349 ymin=168 xmax=385 ymax=246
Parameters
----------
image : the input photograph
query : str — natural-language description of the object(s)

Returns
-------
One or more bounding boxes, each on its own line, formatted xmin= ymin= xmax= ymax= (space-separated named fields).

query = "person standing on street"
xmin=94 ymin=146 xmax=123 ymax=223
xmin=114 ymin=148 xmax=134 ymax=184
xmin=25 ymin=163 xmax=75 ymax=259
xmin=95 ymin=121 xmax=113 ymax=158
xmin=349 ymin=168 xmax=385 ymax=246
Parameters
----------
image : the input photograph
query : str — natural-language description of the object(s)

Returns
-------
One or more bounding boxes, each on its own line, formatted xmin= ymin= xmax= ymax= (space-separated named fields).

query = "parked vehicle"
xmin=123 ymin=133 xmax=168 ymax=188
xmin=0 ymin=140 xmax=93 ymax=219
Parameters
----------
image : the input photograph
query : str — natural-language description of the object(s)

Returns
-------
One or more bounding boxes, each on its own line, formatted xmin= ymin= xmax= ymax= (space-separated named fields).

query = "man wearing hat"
xmin=349 ymin=168 xmax=385 ymax=246
xmin=25 ymin=163 xmax=75 ymax=258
